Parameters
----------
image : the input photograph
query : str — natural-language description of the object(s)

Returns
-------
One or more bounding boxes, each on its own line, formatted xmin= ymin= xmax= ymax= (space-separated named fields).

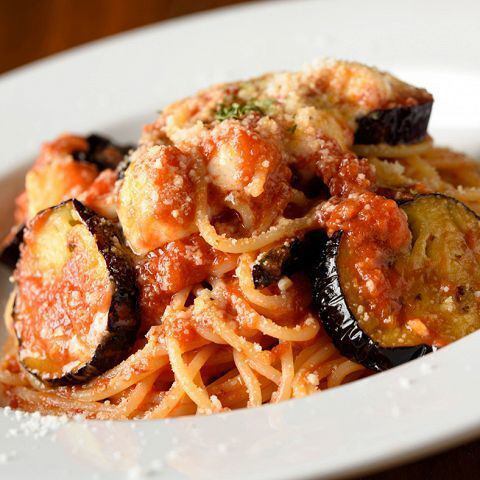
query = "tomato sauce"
xmin=203 ymin=121 xmax=292 ymax=232
xmin=80 ymin=168 xmax=117 ymax=218
xmin=314 ymin=137 xmax=374 ymax=196
xmin=322 ymin=191 xmax=411 ymax=321
xmin=26 ymin=157 xmax=99 ymax=219
xmin=35 ymin=134 xmax=89 ymax=167
xmin=205 ymin=122 xmax=282 ymax=193
xmin=137 ymin=234 xmax=236 ymax=329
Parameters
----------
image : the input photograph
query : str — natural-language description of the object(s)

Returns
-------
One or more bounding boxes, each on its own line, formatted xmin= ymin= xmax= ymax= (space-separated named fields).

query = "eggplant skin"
xmin=252 ymin=232 xmax=327 ymax=289
xmin=15 ymin=199 xmax=140 ymax=386
xmin=252 ymin=239 xmax=303 ymax=289
xmin=311 ymin=231 xmax=433 ymax=372
xmin=354 ymin=101 xmax=433 ymax=146
xmin=0 ymin=225 xmax=24 ymax=270
xmin=72 ymin=134 xmax=133 ymax=171
xmin=115 ymin=156 xmax=132 ymax=181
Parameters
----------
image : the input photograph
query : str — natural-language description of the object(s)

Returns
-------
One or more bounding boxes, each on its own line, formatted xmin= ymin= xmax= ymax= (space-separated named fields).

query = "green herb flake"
xmin=215 ymin=98 xmax=276 ymax=121
xmin=287 ymin=123 xmax=297 ymax=134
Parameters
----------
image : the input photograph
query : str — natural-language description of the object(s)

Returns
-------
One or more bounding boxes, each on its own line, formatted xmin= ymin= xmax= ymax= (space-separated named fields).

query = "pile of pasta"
xmin=1 ymin=60 xmax=479 ymax=419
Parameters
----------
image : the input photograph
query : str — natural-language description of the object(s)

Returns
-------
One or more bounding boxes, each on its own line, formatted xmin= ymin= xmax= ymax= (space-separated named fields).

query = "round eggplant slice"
xmin=312 ymin=194 xmax=480 ymax=371
xmin=354 ymin=101 xmax=433 ymax=146
xmin=72 ymin=134 xmax=133 ymax=170
xmin=13 ymin=199 xmax=139 ymax=386
xmin=0 ymin=225 xmax=24 ymax=270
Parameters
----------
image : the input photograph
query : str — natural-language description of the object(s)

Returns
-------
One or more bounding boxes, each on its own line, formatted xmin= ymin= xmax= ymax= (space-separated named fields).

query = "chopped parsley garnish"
xmin=215 ymin=98 xmax=276 ymax=121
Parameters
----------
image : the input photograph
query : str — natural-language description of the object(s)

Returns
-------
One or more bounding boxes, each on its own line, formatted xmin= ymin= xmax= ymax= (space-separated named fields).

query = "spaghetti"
xmin=0 ymin=59 xmax=479 ymax=419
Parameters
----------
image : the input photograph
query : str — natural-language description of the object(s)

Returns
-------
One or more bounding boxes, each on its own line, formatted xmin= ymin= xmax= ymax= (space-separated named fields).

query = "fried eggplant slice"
xmin=13 ymin=199 xmax=139 ymax=386
xmin=312 ymin=194 xmax=480 ymax=371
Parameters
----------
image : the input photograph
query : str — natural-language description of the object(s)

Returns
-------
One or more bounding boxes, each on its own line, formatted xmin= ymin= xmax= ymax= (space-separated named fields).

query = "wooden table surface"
xmin=1 ymin=1 xmax=479 ymax=478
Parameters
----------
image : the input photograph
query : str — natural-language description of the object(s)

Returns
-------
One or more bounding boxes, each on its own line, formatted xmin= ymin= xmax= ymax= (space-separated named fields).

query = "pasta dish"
xmin=0 ymin=60 xmax=479 ymax=419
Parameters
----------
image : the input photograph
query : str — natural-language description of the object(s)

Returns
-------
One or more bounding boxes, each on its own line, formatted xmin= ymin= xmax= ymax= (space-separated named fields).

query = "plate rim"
xmin=1 ymin=1 xmax=480 ymax=479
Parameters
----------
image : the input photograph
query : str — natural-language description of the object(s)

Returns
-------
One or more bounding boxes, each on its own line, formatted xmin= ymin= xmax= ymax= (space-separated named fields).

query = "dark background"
xmin=0 ymin=1 xmax=479 ymax=478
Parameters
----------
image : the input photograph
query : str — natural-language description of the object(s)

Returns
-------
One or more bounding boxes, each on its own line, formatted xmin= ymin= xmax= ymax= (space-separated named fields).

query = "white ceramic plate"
xmin=1 ymin=1 xmax=480 ymax=478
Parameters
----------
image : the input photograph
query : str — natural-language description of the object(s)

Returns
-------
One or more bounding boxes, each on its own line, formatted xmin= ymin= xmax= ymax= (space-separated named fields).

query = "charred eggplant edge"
xmin=354 ymin=101 xmax=433 ymax=146
xmin=72 ymin=134 xmax=134 ymax=171
xmin=0 ymin=225 xmax=24 ymax=270
xmin=252 ymin=238 xmax=303 ymax=289
xmin=13 ymin=199 xmax=140 ymax=386
xmin=251 ymin=232 xmax=327 ymax=289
